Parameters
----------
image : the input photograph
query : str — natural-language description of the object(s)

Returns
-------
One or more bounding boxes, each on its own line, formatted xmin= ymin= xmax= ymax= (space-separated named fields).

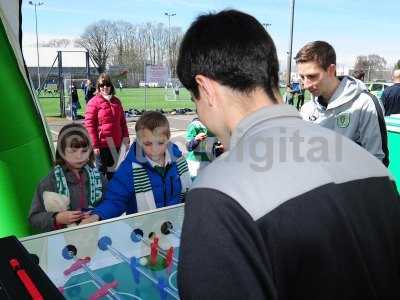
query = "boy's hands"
xmin=80 ymin=214 xmax=100 ymax=225
xmin=54 ymin=211 xmax=100 ymax=226
xmin=55 ymin=211 xmax=83 ymax=225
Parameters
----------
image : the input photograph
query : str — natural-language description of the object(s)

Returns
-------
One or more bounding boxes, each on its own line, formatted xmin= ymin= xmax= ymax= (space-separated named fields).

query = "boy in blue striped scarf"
xmin=82 ymin=111 xmax=191 ymax=222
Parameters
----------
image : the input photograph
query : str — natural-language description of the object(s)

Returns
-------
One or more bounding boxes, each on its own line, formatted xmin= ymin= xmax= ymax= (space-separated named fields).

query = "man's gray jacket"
xmin=301 ymin=76 xmax=386 ymax=162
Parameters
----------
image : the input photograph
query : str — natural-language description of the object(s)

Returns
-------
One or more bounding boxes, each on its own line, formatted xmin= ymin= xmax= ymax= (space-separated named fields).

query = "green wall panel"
xmin=0 ymin=18 xmax=52 ymax=237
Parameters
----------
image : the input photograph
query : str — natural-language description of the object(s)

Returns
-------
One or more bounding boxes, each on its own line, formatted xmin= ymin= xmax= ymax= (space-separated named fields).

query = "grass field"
xmin=38 ymin=87 xmax=308 ymax=117
xmin=38 ymin=87 xmax=195 ymax=117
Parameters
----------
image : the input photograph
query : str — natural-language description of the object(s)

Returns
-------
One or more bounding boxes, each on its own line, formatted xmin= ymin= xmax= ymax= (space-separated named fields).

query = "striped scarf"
xmin=133 ymin=156 xmax=191 ymax=212
xmin=53 ymin=165 xmax=103 ymax=208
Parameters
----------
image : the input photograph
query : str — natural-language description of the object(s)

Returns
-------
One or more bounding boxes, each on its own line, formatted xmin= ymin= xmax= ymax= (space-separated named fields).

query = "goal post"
xmin=63 ymin=73 xmax=73 ymax=119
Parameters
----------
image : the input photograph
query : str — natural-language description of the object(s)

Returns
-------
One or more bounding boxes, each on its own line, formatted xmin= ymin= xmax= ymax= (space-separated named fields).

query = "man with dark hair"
xmin=352 ymin=69 xmax=368 ymax=90
xmin=353 ymin=69 xmax=365 ymax=81
xmin=177 ymin=10 xmax=400 ymax=300
xmin=295 ymin=41 xmax=389 ymax=166
xmin=382 ymin=69 xmax=400 ymax=115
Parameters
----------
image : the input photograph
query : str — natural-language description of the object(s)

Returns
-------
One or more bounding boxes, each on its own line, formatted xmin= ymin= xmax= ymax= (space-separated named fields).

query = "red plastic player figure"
xmin=153 ymin=236 xmax=159 ymax=248
xmin=64 ymin=257 xmax=91 ymax=276
xmin=165 ymin=247 xmax=174 ymax=268
xmin=150 ymin=241 xmax=158 ymax=265
xmin=89 ymin=280 xmax=118 ymax=300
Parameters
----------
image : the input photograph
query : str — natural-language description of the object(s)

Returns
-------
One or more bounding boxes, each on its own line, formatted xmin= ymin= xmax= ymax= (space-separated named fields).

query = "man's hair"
xmin=96 ymin=73 xmax=115 ymax=95
xmin=353 ymin=69 xmax=365 ymax=80
xmin=55 ymin=123 xmax=95 ymax=166
xmin=294 ymin=41 xmax=336 ymax=70
xmin=135 ymin=111 xmax=171 ymax=138
xmin=177 ymin=9 xmax=280 ymax=103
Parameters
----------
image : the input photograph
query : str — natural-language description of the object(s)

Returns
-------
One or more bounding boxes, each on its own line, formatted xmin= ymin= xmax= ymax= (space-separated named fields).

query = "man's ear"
xmin=327 ymin=64 xmax=337 ymax=77
xmin=195 ymin=75 xmax=217 ymax=107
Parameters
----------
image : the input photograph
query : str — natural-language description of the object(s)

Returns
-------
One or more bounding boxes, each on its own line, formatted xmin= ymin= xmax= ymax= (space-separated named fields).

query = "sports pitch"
xmin=38 ymin=87 xmax=195 ymax=117
xmin=38 ymin=87 xmax=302 ymax=116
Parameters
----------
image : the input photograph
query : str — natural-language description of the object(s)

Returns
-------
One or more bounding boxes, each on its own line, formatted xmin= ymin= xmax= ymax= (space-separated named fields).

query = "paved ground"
xmin=46 ymin=114 xmax=196 ymax=155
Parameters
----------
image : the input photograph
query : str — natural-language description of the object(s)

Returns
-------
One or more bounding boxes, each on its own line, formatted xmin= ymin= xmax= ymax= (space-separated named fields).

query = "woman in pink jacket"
xmin=85 ymin=73 xmax=130 ymax=179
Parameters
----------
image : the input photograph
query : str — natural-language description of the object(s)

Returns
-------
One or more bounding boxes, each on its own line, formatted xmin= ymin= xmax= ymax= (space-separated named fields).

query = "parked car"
xmin=365 ymin=82 xmax=393 ymax=99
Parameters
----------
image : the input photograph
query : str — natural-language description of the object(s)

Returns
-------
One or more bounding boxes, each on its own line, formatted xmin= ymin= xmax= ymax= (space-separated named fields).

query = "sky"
xmin=21 ymin=0 xmax=400 ymax=69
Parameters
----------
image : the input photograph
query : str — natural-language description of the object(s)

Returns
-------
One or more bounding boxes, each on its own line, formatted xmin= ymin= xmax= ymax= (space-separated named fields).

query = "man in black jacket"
xmin=382 ymin=69 xmax=400 ymax=115
xmin=176 ymin=9 xmax=400 ymax=300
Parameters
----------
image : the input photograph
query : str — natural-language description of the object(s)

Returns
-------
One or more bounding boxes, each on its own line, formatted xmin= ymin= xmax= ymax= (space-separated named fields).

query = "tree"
xmin=354 ymin=54 xmax=387 ymax=71
xmin=111 ymin=21 xmax=135 ymax=66
xmin=77 ymin=19 xmax=184 ymax=85
xmin=354 ymin=55 xmax=369 ymax=71
xmin=169 ymin=27 xmax=183 ymax=78
xmin=367 ymin=54 xmax=387 ymax=70
xmin=395 ymin=59 xmax=400 ymax=70
xmin=108 ymin=21 xmax=145 ymax=84
xmin=77 ymin=20 xmax=115 ymax=73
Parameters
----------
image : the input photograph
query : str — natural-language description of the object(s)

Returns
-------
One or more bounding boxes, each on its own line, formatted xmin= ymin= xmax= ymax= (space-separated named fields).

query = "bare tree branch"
xmin=78 ymin=20 xmax=115 ymax=73
xmin=354 ymin=54 xmax=387 ymax=71
xmin=77 ymin=19 xmax=184 ymax=85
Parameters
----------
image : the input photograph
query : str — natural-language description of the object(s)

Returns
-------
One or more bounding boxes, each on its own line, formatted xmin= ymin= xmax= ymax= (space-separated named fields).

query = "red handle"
xmin=9 ymin=258 xmax=44 ymax=300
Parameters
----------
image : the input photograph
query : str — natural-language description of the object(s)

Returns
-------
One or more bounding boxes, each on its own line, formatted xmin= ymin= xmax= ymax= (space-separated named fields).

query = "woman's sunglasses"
xmin=99 ymin=83 xmax=112 ymax=88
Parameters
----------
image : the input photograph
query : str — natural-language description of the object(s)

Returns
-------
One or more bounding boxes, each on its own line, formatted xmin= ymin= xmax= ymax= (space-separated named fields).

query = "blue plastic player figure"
xmin=130 ymin=257 xmax=140 ymax=284
xmin=157 ymin=277 xmax=167 ymax=300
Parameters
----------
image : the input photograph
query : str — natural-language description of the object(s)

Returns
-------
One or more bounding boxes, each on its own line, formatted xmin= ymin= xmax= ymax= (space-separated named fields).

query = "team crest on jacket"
xmin=336 ymin=112 xmax=350 ymax=128
xmin=309 ymin=108 xmax=319 ymax=121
